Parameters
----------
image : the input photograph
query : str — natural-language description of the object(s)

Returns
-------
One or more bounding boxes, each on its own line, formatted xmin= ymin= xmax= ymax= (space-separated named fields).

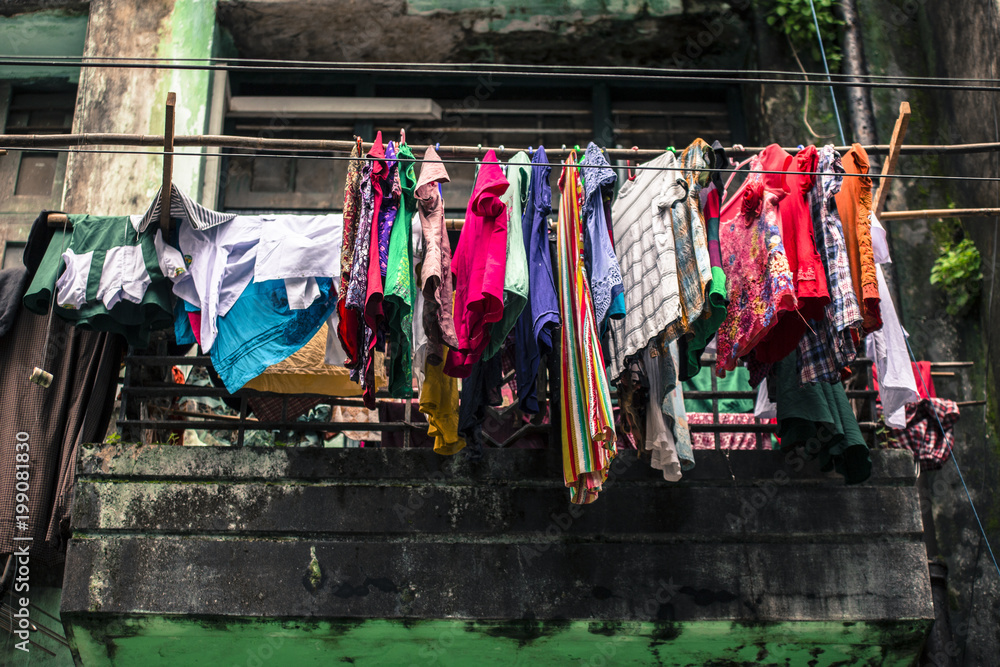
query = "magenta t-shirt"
xmin=444 ymin=150 xmax=509 ymax=378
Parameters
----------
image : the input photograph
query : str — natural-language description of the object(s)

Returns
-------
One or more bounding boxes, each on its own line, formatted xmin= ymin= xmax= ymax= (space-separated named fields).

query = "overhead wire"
xmin=903 ymin=336 xmax=1000 ymax=583
xmin=4 ymin=57 xmax=1000 ymax=92
xmin=9 ymin=45 xmax=997 ymax=591
xmin=7 ymin=54 xmax=1000 ymax=85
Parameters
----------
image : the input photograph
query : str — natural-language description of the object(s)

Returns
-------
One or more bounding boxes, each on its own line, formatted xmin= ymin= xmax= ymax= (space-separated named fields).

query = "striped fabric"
xmin=556 ymin=156 xmax=616 ymax=505
xmin=131 ymin=184 xmax=236 ymax=233
xmin=607 ymin=151 xmax=687 ymax=380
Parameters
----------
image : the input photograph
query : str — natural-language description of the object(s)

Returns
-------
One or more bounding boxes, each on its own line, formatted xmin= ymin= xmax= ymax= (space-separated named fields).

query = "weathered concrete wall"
xmin=61 ymin=444 xmax=934 ymax=665
xmin=215 ymin=0 xmax=751 ymax=68
xmin=62 ymin=0 xmax=216 ymax=214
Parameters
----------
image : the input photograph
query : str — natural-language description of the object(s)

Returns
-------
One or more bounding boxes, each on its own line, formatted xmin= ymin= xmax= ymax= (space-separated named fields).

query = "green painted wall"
xmin=64 ymin=616 xmax=930 ymax=667
xmin=0 ymin=10 xmax=88 ymax=83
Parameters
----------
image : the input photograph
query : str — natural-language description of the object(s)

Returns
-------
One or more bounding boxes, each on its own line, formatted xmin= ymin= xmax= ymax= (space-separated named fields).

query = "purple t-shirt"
xmin=514 ymin=146 xmax=560 ymax=413
xmin=378 ymin=142 xmax=399 ymax=279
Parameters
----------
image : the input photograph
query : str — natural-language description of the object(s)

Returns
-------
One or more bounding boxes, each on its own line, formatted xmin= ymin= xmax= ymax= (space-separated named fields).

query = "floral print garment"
xmin=716 ymin=170 xmax=797 ymax=375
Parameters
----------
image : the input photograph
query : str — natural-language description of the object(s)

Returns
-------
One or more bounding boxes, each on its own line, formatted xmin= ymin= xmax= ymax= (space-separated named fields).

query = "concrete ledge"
xmin=72 ymin=481 xmax=924 ymax=538
xmin=77 ymin=444 xmax=919 ymax=485
xmin=62 ymin=537 xmax=933 ymax=622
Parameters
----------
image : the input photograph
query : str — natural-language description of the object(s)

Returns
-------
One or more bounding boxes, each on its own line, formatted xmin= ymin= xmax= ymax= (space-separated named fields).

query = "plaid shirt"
xmin=887 ymin=398 xmax=960 ymax=470
xmin=814 ymin=146 xmax=863 ymax=332
xmin=797 ymin=319 xmax=842 ymax=384
xmin=797 ymin=145 xmax=861 ymax=384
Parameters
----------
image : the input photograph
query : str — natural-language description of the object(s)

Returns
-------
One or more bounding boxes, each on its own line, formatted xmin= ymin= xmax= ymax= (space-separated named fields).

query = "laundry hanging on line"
xmin=18 ymin=134 xmax=939 ymax=503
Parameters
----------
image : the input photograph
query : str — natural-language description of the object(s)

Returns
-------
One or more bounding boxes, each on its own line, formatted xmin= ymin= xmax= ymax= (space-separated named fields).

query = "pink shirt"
xmin=364 ymin=133 xmax=387 ymax=332
xmin=444 ymin=150 xmax=509 ymax=377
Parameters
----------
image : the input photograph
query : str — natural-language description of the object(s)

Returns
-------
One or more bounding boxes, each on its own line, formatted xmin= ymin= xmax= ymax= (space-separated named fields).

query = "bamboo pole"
xmin=880 ymin=208 xmax=1000 ymax=220
xmin=9 ymin=131 xmax=1000 ymax=158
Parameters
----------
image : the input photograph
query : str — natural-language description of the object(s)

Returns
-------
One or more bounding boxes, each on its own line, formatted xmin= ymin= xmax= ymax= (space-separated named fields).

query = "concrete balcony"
xmin=61 ymin=444 xmax=934 ymax=666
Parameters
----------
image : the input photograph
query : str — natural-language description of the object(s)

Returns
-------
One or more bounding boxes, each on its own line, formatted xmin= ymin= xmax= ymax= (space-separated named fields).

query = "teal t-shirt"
xmin=484 ymin=151 xmax=530 ymax=360
xmin=384 ymin=144 xmax=419 ymax=396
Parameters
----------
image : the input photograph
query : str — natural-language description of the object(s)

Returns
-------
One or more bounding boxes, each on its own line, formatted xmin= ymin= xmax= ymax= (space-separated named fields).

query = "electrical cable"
xmin=902 ymin=335 xmax=1000 ymax=583
xmin=8 ymin=54 xmax=1000 ymax=85
xmin=5 ymin=57 xmax=1000 ymax=92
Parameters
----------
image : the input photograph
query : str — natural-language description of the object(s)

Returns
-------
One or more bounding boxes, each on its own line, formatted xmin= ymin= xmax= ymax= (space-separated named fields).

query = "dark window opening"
xmin=5 ymin=89 xmax=76 ymax=200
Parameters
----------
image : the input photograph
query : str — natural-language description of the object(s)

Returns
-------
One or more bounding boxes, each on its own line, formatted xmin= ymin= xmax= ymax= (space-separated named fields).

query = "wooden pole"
xmin=872 ymin=101 xmax=911 ymax=218
xmin=10 ymin=131 xmax=1000 ymax=158
xmin=161 ymin=92 xmax=176 ymax=234
xmin=880 ymin=207 xmax=1000 ymax=220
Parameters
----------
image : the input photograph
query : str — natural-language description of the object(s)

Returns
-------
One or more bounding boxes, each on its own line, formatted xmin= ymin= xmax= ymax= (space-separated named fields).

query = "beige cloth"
xmin=331 ymin=404 xmax=381 ymax=441
xmin=416 ymin=146 xmax=458 ymax=364
xmin=244 ymin=323 xmax=385 ymax=396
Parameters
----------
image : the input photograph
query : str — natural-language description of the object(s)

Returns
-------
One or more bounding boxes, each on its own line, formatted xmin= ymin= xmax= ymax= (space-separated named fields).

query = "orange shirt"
xmin=834 ymin=144 xmax=882 ymax=333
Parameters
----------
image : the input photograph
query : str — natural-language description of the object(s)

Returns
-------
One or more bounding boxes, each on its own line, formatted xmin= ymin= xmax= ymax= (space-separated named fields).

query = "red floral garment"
xmin=716 ymin=169 xmax=797 ymax=375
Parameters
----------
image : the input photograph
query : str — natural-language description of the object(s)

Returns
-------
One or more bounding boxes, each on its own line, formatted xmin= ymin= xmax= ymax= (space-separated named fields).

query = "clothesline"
xmin=8 ymin=143 xmax=1000 ymax=185
xmin=9 ymin=132 xmax=1000 ymax=157
xmin=4 ymin=57 xmax=1000 ymax=92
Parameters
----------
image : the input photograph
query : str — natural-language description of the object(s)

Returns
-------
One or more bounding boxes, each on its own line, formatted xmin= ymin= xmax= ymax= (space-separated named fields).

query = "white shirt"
xmin=867 ymin=264 xmax=918 ymax=427
xmin=173 ymin=216 xmax=263 ymax=352
xmin=170 ymin=214 xmax=348 ymax=352
xmin=97 ymin=245 xmax=150 ymax=309
xmin=870 ymin=211 xmax=891 ymax=264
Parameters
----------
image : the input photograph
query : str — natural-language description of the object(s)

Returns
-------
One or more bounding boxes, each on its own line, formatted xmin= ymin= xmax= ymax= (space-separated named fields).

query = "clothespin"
xmin=160 ymin=91 xmax=176 ymax=234
xmin=399 ymin=128 xmax=406 ymax=146
xmin=666 ymin=146 xmax=675 ymax=155
xmin=797 ymin=144 xmax=804 ymax=151
xmin=627 ymin=145 xmax=639 ymax=182
xmin=435 ymin=142 xmax=440 ymax=152
xmin=528 ymin=146 xmax=534 ymax=156
xmin=498 ymin=144 xmax=505 ymax=157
